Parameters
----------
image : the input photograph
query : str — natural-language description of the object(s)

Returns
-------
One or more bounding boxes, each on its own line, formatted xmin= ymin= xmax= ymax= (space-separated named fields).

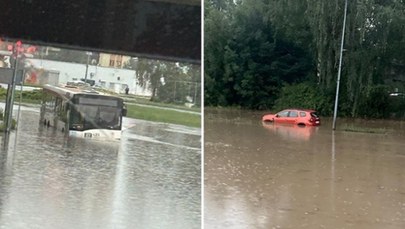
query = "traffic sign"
xmin=0 ymin=67 xmax=24 ymax=85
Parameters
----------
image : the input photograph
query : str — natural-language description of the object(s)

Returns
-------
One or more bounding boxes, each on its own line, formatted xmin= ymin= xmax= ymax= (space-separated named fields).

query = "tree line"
xmin=205 ymin=0 xmax=405 ymax=118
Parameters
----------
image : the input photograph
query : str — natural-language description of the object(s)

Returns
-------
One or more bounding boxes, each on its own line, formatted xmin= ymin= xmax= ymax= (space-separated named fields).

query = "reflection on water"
xmin=205 ymin=109 xmax=405 ymax=229
xmin=0 ymin=108 xmax=201 ymax=229
xmin=262 ymin=122 xmax=318 ymax=141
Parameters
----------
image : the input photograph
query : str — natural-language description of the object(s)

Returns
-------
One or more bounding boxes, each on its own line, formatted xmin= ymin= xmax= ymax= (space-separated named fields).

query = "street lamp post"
xmin=332 ymin=0 xmax=348 ymax=130
xmin=84 ymin=52 xmax=91 ymax=82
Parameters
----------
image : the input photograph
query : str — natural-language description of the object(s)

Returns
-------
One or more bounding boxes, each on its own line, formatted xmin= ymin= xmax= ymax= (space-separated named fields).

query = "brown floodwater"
xmin=204 ymin=109 xmax=405 ymax=229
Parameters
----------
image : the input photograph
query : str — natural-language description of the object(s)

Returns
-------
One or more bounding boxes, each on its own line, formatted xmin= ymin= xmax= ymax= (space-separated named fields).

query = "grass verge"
xmin=1 ymin=87 xmax=201 ymax=128
xmin=126 ymin=104 xmax=201 ymax=128
xmin=122 ymin=96 xmax=201 ymax=113
xmin=341 ymin=125 xmax=389 ymax=134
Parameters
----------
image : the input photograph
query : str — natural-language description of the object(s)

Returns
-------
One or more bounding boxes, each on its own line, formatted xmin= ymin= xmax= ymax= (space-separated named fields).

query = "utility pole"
xmin=84 ymin=52 xmax=91 ymax=82
xmin=4 ymin=41 xmax=21 ymax=133
xmin=194 ymin=82 xmax=198 ymax=104
xmin=332 ymin=0 xmax=348 ymax=130
xmin=173 ymin=81 xmax=177 ymax=101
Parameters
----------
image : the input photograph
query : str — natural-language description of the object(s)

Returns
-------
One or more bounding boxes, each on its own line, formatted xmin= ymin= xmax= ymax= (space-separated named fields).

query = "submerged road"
xmin=205 ymin=109 xmax=405 ymax=229
xmin=0 ymin=106 xmax=201 ymax=229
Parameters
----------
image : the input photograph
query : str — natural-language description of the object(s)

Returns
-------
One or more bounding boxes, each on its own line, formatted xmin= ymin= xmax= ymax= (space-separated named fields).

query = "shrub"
xmin=357 ymin=85 xmax=390 ymax=118
xmin=273 ymin=82 xmax=332 ymax=115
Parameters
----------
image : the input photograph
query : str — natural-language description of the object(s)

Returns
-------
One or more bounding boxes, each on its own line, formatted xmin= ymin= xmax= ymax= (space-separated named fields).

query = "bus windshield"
xmin=72 ymin=105 xmax=121 ymax=130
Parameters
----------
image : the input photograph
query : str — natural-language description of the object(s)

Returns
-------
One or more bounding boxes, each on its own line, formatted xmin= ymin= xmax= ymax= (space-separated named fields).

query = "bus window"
xmin=55 ymin=97 xmax=62 ymax=112
xmin=99 ymin=107 xmax=120 ymax=126
xmin=45 ymin=98 xmax=55 ymax=110
xmin=77 ymin=105 xmax=98 ymax=120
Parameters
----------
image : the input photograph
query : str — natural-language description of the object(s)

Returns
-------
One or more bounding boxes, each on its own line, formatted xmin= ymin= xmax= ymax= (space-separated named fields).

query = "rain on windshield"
xmin=73 ymin=104 xmax=121 ymax=130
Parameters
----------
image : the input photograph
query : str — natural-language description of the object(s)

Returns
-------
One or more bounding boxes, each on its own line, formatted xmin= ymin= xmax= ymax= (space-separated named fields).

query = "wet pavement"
xmin=205 ymin=109 xmax=405 ymax=229
xmin=0 ymin=105 xmax=201 ymax=229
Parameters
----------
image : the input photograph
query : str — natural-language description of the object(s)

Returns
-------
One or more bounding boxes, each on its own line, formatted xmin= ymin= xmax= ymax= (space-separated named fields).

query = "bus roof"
xmin=43 ymin=84 xmax=120 ymax=100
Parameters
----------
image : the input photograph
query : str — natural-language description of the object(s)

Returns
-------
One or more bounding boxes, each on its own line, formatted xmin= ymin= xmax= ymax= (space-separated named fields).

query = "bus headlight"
xmin=73 ymin=124 xmax=83 ymax=130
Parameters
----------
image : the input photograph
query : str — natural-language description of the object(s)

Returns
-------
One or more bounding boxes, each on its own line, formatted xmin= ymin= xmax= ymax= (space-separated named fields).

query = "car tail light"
xmin=310 ymin=118 xmax=314 ymax=122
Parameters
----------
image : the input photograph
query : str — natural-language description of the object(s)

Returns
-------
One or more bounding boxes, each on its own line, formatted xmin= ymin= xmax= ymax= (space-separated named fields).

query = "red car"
xmin=262 ymin=109 xmax=321 ymax=126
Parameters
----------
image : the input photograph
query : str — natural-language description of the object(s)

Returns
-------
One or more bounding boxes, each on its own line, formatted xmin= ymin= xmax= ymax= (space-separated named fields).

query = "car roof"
xmin=282 ymin=108 xmax=317 ymax=112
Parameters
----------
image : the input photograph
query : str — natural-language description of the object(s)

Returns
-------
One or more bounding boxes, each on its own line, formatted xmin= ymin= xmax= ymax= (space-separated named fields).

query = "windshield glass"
xmin=73 ymin=105 xmax=121 ymax=130
xmin=98 ymin=107 xmax=120 ymax=126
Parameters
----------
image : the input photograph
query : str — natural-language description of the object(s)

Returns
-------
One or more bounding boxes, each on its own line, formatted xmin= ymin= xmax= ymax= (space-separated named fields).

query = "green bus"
xmin=40 ymin=83 xmax=127 ymax=139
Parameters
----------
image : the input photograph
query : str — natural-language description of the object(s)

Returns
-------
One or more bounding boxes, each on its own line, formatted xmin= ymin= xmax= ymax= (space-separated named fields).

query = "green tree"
xmin=127 ymin=58 xmax=201 ymax=104
xmin=204 ymin=1 xmax=234 ymax=106
xmin=205 ymin=0 xmax=313 ymax=109
xmin=205 ymin=0 xmax=405 ymax=118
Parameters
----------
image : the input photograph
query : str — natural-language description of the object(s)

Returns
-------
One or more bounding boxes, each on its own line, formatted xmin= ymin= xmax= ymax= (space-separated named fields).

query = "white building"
xmin=24 ymin=58 xmax=151 ymax=96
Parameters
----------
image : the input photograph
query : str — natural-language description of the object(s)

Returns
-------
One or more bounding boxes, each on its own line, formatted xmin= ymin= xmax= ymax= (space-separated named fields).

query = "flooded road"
xmin=205 ymin=109 xmax=405 ymax=229
xmin=0 ymin=105 xmax=201 ymax=229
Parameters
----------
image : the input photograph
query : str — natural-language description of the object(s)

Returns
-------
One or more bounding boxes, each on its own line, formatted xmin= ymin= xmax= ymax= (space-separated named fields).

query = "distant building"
xmin=24 ymin=58 xmax=152 ymax=97
xmin=98 ymin=53 xmax=131 ymax=68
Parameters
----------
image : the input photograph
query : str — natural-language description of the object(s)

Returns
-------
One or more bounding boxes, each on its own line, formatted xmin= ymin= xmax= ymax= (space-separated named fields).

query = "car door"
xmin=275 ymin=110 xmax=290 ymax=123
xmin=287 ymin=110 xmax=299 ymax=124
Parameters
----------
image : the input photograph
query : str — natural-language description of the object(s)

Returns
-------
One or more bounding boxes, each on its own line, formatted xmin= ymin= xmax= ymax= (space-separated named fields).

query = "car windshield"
xmin=310 ymin=112 xmax=319 ymax=118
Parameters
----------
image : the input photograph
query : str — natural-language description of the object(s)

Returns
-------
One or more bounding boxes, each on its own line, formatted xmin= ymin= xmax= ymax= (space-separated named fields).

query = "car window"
xmin=277 ymin=110 xmax=289 ymax=117
xmin=289 ymin=111 xmax=298 ymax=117
xmin=299 ymin=112 xmax=306 ymax=117
xmin=311 ymin=112 xmax=319 ymax=118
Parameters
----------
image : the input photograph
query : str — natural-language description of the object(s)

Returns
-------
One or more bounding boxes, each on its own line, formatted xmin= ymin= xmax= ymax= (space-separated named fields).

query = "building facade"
xmin=98 ymin=53 xmax=131 ymax=69
xmin=24 ymin=58 xmax=151 ymax=97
